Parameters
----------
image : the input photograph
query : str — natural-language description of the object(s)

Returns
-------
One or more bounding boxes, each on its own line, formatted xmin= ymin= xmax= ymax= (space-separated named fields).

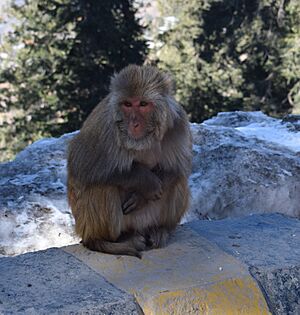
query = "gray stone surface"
xmin=188 ymin=214 xmax=300 ymax=315
xmin=188 ymin=213 xmax=300 ymax=268
xmin=0 ymin=248 xmax=140 ymax=314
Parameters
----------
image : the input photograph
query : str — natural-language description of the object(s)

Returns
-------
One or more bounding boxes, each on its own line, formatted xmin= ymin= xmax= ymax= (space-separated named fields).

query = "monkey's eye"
xmin=123 ymin=101 xmax=132 ymax=107
xmin=140 ymin=101 xmax=148 ymax=107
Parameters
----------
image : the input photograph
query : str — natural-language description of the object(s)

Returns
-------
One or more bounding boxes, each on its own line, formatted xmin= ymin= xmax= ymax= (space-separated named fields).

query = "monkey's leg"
xmin=145 ymin=176 xmax=190 ymax=249
xmin=82 ymin=238 xmax=143 ymax=259
xmin=68 ymin=182 xmax=143 ymax=258
xmin=117 ymin=232 xmax=148 ymax=253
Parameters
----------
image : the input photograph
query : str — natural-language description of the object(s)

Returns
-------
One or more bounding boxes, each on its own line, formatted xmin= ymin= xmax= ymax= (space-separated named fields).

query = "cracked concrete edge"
xmin=63 ymin=225 xmax=271 ymax=315
xmin=250 ymin=266 xmax=300 ymax=315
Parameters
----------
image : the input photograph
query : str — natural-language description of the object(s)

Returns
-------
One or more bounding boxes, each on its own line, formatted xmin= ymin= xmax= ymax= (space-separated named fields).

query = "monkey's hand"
xmin=121 ymin=162 xmax=163 ymax=201
xmin=123 ymin=173 xmax=163 ymax=214
xmin=106 ymin=162 xmax=163 ymax=202
xmin=122 ymin=192 xmax=146 ymax=215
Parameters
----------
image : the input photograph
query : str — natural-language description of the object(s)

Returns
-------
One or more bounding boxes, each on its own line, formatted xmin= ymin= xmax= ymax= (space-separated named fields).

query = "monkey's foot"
xmin=129 ymin=234 xmax=148 ymax=252
xmin=145 ymin=228 xmax=169 ymax=249
xmin=82 ymin=238 xmax=142 ymax=259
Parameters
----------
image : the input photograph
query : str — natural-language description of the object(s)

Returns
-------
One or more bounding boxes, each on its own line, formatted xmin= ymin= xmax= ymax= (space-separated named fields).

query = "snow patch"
xmin=237 ymin=122 xmax=300 ymax=152
xmin=0 ymin=201 xmax=79 ymax=257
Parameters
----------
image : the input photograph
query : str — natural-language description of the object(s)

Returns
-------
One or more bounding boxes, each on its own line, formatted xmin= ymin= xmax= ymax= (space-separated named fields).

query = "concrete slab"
xmin=64 ymin=226 xmax=270 ymax=315
xmin=0 ymin=248 xmax=141 ymax=314
xmin=188 ymin=214 xmax=300 ymax=315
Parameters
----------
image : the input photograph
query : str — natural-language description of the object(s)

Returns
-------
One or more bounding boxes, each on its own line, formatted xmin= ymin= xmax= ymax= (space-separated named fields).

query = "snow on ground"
xmin=0 ymin=192 xmax=79 ymax=257
xmin=0 ymin=133 xmax=79 ymax=257
xmin=0 ymin=199 xmax=78 ymax=257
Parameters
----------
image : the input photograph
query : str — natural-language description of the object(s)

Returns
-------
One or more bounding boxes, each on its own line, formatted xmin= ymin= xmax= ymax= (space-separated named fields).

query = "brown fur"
xmin=67 ymin=65 xmax=192 ymax=258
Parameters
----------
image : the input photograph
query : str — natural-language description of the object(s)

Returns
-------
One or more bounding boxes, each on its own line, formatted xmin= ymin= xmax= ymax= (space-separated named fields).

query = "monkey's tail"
xmin=82 ymin=239 xmax=142 ymax=259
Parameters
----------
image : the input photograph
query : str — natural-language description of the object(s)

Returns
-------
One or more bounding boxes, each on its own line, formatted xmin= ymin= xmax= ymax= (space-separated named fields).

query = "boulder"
xmin=189 ymin=111 xmax=300 ymax=221
xmin=0 ymin=133 xmax=79 ymax=256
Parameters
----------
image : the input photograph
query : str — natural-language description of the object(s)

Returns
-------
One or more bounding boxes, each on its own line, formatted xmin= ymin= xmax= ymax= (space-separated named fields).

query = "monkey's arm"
xmin=105 ymin=162 xmax=163 ymax=200
xmin=152 ymin=164 xmax=179 ymax=181
xmin=102 ymin=162 xmax=163 ymax=215
xmin=121 ymin=166 xmax=180 ymax=215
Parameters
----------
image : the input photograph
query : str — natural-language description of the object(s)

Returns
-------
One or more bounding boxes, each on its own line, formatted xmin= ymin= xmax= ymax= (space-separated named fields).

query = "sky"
xmin=0 ymin=0 xmax=11 ymax=41
xmin=0 ymin=0 xmax=23 ymax=40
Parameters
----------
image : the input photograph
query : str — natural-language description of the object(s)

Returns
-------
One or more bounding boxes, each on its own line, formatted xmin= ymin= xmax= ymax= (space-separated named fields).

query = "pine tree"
xmin=281 ymin=0 xmax=300 ymax=114
xmin=155 ymin=0 xmax=300 ymax=122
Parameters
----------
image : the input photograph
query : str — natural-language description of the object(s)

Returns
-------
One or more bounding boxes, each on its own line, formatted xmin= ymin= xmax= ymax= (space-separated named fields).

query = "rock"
xmin=250 ymin=266 xmax=300 ymax=315
xmin=0 ymin=111 xmax=299 ymax=256
xmin=282 ymin=114 xmax=300 ymax=131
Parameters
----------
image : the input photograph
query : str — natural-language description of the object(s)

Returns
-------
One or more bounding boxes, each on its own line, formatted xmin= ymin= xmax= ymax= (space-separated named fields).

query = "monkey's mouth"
xmin=128 ymin=122 xmax=145 ymax=140
xmin=116 ymin=121 xmax=155 ymax=149
xmin=129 ymin=127 xmax=157 ymax=142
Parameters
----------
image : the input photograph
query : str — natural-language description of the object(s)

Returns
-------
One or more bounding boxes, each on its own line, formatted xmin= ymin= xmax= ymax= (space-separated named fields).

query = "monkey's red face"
xmin=121 ymin=97 xmax=154 ymax=140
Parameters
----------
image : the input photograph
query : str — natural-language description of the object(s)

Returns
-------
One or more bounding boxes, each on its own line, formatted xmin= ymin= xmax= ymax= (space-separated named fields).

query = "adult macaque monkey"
xmin=67 ymin=65 xmax=192 ymax=258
